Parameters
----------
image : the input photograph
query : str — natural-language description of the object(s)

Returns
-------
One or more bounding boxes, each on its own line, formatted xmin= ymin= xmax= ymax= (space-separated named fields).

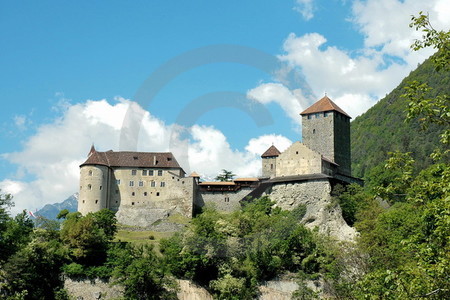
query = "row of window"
xmin=128 ymin=180 xmax=165 ymax=187
xmin=80 ymin=184 xmax=101 ymax=190
xmin=131 ymin=169 xmax=163 ymax=176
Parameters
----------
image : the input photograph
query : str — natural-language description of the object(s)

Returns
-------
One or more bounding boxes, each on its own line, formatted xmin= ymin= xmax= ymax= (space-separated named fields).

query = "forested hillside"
xmin=351 ymin=55 xmax=450 ymax=180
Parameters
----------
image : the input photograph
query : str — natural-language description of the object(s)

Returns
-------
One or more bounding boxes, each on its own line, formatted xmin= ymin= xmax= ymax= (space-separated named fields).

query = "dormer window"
xmin=133 ymin=156 xmax=138 ymax=160
xmin=167 ymin=157 xmax=172 ymax=161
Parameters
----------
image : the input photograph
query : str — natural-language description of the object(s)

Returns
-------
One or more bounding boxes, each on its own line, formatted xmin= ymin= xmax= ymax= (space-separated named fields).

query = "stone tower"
xmin=78 ymin=145 xmax=110 ymax=215
xmin=261 ymin=145 xmax=281 ymax=178
xmin=300 ymin=96 xmax=351 ymax=176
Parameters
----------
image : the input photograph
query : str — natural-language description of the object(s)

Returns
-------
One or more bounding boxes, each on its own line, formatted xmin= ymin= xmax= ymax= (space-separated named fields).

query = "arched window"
xmin=88 ymin=170 xmax=93 ymax=176
xmin=88 ymin=184 xmax=92 ymax=190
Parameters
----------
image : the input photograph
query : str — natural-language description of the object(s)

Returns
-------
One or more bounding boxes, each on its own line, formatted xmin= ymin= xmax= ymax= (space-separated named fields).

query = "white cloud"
xmin=13 ymin=115 xmax=27 ymax=131
xmin=293 ymin=0 xmax=316 ymax=21
xmin=1 ymin=99 xmax=291 ymax=215
xmin=247 ymin=82 xmax=308 ymax=126
xmin=245 ymin=135 xmax=292 ymax=155
xmin=250 ymin=0 xmax=447 ymax=121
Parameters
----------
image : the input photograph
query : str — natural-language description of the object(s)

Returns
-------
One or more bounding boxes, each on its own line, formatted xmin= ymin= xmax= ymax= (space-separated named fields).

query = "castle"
xmin=78 ymin=96 xmax=361 ymax=226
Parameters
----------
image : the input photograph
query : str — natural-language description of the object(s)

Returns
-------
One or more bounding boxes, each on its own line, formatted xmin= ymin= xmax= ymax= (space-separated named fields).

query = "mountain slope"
xmin=35 ymin=193 xmax=78 ymax=220
xmin=351 ymin=55 xmax=450 ymax=180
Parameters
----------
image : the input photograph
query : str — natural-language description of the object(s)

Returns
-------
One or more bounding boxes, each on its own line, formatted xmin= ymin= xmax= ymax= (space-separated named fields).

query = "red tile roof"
xmin=261 ymin=145 xmax=281 ymax=158
xmin=300 ymin=96 xmax=351 ymax=118
xmin=80 ymin=147 xmax=182 ymax=169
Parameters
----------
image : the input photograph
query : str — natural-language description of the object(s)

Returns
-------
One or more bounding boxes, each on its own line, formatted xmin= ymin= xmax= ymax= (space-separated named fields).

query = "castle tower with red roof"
xmin=300 ymin=95 xmax=351 ymax=176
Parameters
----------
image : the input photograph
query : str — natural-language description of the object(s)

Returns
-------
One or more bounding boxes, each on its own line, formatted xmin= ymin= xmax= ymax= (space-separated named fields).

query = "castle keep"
xmin=78 ymin=96 xmax=361 ymax=226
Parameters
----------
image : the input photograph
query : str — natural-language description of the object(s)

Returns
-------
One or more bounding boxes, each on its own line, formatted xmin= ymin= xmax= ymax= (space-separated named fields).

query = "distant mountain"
xmin=35 ymin=193 xmax=78 ymax=220
xmin=351 ymin=54 xmax=450 ymax=182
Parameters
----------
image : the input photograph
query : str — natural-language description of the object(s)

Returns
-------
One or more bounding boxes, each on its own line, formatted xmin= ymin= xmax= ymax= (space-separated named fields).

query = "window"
xmin=157 ymin=170 xmax=163 ymax=176
xmin=88 ymin=170 xmax=93 ymax=176
xmin=95 ymin=200 xmax=98 ymax=204
xmin=324 ymin=112 xmax=329 ymax=117
xmin=315 ymin=113 xmax=320 ymax=118
xmin=131 ymin=170 xmax=137 ymax=176
xmin=142 ymin=170 xmax=147 ymax=176
xmin=132 ymin=202 xmax=135 ymax=205
xmin=160 ymin=182 xmax=165 ymax=187
xmin=116 ymin=179 xmax=121 ymax=185
xmin=151 ymin=181 xmax=156 ymax=187
xmin=270 ymin=164 xmax=273 ymax=170
xmin=132 ymin=192 xmax=135 ymax=196
xmin=139 ymin=181 xmax=144 ymax=187
xmin=88 ymin=184 xmax=92 ymax=190
xmin=99 ymin=186 xmax=102 ymax=190
xmin=156 ymin=192 xmax=160 ymax=196
xmin=149 ymin=170 xmax=154 ymax=176
xmin=144 ymin=192 xmax=147 ymax=196
xmin=82 ymin=200 xmax=85 ymax=203
xmin=225 ymin=197 xmax=230 ymax=202
xmin=129 ymin=181 xmax=134 ymax=187
xmin=167 ymin=157 xmax=172 ymax=161
xmin=296 ymin=151 xmax=298 ymax=154
xmin=313 ymin=129 xmax=316 ymax=134
xmin=307 ymin=115 xmax=312 ymax=119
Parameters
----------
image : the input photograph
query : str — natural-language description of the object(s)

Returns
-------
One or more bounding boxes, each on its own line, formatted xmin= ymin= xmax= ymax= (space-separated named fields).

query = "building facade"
xmin=78 ymin=96 xmax=360 ymax=225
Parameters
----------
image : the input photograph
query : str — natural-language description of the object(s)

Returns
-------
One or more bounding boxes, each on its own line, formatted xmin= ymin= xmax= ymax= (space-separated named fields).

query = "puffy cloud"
xmin=247 ymin=82 xmax=308 ymax=126
xmin=293 ymin=0 xmax=316 ymax=21
xmin=1 ymin=99 xmax=291 ymax=214
xmin=250 ymin=0 xmax=447 ymax=121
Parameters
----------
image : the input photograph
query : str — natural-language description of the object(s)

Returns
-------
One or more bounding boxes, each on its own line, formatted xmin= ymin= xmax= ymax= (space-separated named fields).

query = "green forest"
xmin=0 ymin=13 xmax=449 ymax=299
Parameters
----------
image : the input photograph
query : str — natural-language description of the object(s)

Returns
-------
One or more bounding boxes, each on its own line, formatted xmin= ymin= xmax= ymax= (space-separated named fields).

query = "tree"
xmin=215 ymin=169 xmax=236 ymax=182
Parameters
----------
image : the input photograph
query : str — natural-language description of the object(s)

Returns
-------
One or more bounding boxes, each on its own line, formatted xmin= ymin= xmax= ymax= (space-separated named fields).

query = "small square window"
xmin=116 ymin=179 xmax=121 ymax=185
xmin=151 ymin=181 xmax=156 ymax=187
xmin=158 ymin=170 xmax=163 ymax=176
xmin=139 ymin=181 xmax=144 ymax=187
xmin=156 ymin=192 xmax=160 ymax=196
xmin=132 ymin=192 xmax=135 ymax=196
xmin=144 ymin=192 xmax=147 ymax=196
xmin=160 ymin=182 xmax=165 ymax=187
xmin=129 ymin=181 xmax=134 ymax=187
xmin=149 ymin=170 xmax=154 ymax=176
xmin=142 ymin=170 xmax=147 ymax=176
xmin=131 ymin=170 xmax=137 ymax=176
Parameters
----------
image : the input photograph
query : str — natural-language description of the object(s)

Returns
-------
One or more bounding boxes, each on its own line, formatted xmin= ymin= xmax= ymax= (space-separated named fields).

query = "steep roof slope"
xmin=80 ymin=147 xmax=182 ymax=169
xmin=261 ymin=145 xmax=281 ymax=158
xmin=300 ymin=95 xmax=351 ymax=118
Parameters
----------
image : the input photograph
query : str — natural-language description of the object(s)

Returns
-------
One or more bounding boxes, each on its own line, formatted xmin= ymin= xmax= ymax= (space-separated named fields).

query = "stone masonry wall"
xmin=196 ymin=187 xmax=254 ymax=212
xmin=276 ymin=142 xmax=322 ymax=177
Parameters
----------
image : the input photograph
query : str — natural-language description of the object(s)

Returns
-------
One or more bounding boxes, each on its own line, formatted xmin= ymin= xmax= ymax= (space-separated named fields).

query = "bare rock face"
xmin=176 ymin=280 xmax=213 ymax=300
xmin=266 ymin=180 xmax=357 ymax=242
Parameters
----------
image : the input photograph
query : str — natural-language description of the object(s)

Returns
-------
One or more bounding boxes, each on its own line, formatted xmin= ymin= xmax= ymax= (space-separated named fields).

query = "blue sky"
xmin=1 ymin=0 xmax=449 ymax=214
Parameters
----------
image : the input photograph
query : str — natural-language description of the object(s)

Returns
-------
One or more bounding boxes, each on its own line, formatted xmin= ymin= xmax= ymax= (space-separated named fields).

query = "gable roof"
xmin=300 ymin=95 xmax=351 ymax=118
xmin=261 ymin=145 xmax=281 ymax=158
xmin=80 ymin=147 xmax=182 ymax=170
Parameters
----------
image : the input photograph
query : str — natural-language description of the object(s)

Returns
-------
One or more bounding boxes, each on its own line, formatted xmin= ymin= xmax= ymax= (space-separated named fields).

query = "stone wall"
xmin=276 ymin=142 xmax=322 ymax=177
xmin=266 ymin=179 xmax=356 ymax=241
xmin=196 ymin=187 xmax=253 ymax=212
xmin=262 ymin=156 xmax=277 ymax=178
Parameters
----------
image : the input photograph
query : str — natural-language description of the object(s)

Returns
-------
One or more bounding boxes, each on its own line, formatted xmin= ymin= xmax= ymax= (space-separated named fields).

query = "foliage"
xmin=160 ymin=196 xmax=328 ymax=299
xmin=60 ymin=209 xmax=117 ymax=266
xmin=344 ymin=12 xmax=450 ymax=299
xmin=108 ymin=243 xmax=177 ymax=300
xmin=215 ymin=169 xmax=236 ymax=182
